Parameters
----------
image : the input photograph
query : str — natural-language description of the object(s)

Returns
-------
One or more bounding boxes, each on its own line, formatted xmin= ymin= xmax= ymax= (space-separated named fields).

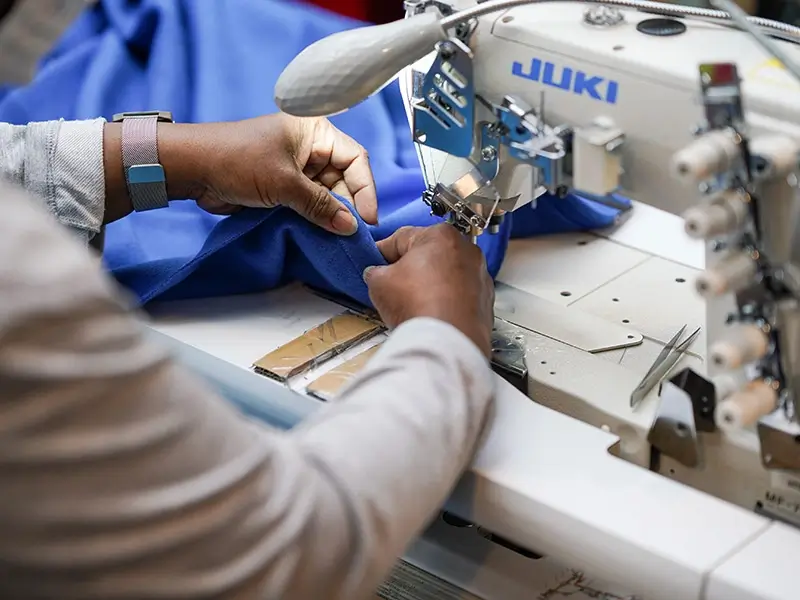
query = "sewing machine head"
xmin=275 ymin=0 xmax=800 ymax=511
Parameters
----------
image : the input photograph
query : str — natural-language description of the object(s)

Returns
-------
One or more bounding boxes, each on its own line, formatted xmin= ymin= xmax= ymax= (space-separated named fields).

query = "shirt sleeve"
xmin=0 ymin=119 xmax=106 ymax=242
xmin=0 ymin=181 xmax=495 ymax=600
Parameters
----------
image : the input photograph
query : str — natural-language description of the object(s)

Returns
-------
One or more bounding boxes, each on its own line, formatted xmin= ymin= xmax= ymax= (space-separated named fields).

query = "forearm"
xmin=0 ymin=182 xmax=494 ymax=599
xmin=293 ymin=319 xmax=494 ymax=593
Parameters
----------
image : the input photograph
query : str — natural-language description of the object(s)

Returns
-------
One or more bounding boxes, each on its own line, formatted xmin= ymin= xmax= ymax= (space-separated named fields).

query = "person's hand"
xmin=191 ymin=114 xmax=378 ymax=234
xmin=104 ymin=115 xmax=379 ymax=232
xmin=363 ymin=225 xmax=495 ymax=357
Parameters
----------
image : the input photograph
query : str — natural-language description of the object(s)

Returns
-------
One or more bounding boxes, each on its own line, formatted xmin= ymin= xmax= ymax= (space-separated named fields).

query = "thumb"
xmin=294 ymin=176 xmax=359 ymax=235
xmin=362 ymin=264 xmax=389 ymax=287
xmin=362 ymin=264 xmax=393 ymax=313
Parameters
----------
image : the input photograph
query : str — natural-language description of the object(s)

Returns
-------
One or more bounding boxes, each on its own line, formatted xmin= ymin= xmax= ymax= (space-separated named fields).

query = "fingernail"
xmin=332 ymin=209 xmax=358 ymax=235
xmin=362 ymin=266 xmax=376 ymax=281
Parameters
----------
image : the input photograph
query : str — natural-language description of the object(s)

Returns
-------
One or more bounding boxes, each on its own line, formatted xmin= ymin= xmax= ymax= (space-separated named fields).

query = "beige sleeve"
xmin=0 ymin=181 xmax=495 ymax=600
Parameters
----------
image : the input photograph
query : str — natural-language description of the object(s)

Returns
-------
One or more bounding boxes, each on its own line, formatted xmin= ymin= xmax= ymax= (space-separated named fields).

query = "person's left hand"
xmin=165 ymin=114 xmax=378 ymax=235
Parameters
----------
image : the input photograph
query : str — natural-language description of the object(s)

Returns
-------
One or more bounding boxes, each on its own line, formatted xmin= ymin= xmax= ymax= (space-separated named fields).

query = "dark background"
xmin=0 ymin=1 xmax=795 ymax=26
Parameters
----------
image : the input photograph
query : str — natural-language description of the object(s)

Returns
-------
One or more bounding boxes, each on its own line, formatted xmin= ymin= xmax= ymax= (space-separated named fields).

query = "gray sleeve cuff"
xmin=1 ymin=118 xmax=107 ymax=241
xmin=50 ymin=119 xmax=106 ymax=236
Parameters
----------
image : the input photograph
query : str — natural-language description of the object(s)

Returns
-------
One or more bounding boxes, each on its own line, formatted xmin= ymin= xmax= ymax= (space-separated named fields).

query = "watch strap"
xmin=119 ymin=114 xmax=170 ymax=211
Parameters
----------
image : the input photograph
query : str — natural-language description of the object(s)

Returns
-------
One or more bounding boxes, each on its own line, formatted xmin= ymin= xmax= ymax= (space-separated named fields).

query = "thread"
xmin=683 ymin=191 xmax=749 ymax=240
xmin=672 ymin=130 xmax=741 ymax=182
xmin=715 ymin=380 xmax=778 ymax=432
xmin=710 ymin=324 xmax=770 ymax=370
xmin=696 ymin=252 xmax=757 ymax=297
xmin=749 ymin=135 xmax=800 ymax=180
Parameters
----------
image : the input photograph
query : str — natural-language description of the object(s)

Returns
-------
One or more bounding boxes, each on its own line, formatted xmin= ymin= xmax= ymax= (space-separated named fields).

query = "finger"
xmin=314 ymin=165 xmax=353 ymax=202
xmin=301 ymin=118 xmax=335 ymax=181
xmin=326 ymin=124 xmax=378 ymax=225
xmin=375 ymin=226 xmax=420 ymax=263
xmin=294 ymin=176 xmax=359 ymax=235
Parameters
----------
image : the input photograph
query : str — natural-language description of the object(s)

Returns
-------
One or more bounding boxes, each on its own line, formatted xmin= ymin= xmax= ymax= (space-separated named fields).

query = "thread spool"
xmin=710 ymin=324 xmax=770 ymax=370
xmin=712 ymin=373 xmax=740 ymax=401
xmin=749 ymin=135 xmax=800 ymax=180
xmin=672 ymin=130 xmax=740 ymax=182
xmin=696 ymin=252 xmax=757 ymax=298
xmin=683 ymin=192 xmax=749 ymax=240
xmin=715 ymin=380 xmax=778 ymax=432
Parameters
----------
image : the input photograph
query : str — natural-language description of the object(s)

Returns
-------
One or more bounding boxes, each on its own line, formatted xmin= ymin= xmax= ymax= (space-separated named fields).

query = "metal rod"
xmin=439 ymin=0 xmax=800 ymax=43
xmin=709 ymin=0 xmax=800 ymax=85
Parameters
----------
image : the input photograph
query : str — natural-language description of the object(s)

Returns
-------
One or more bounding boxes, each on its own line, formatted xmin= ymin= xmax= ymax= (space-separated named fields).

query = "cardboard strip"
xmin=306 ymin=343 xmax=383 ymax=401
xmin=253 ymin=313 xmax=383 ymax=382
xmin=494 ymin=282 xmax=643 ymax=353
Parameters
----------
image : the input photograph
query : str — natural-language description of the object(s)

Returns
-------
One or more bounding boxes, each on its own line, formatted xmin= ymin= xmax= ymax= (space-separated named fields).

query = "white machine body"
xmin=393 ymin=1 xmax=800 ymax=598
xmin=404 ymin=2 xmax=800 ymax=216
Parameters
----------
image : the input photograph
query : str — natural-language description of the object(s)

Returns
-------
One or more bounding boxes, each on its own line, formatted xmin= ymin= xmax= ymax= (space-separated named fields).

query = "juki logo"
xmin=512 ymin=58 xmax=619 ymax=105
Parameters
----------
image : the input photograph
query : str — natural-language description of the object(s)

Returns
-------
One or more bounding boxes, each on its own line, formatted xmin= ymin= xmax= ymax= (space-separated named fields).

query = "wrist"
xmin=102 ymin=121 xmax=208 ymax=223
xmin=155 ymin=123 xmax=209 ymax=201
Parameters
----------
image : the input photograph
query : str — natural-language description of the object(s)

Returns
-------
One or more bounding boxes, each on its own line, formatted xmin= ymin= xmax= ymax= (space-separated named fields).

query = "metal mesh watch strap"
xmin=120 ymin=115 xmax=169 ymax=211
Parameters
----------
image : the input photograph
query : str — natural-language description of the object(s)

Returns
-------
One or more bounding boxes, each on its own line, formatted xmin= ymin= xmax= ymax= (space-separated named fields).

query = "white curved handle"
xmin=274 ymin=12 xmax=447 ymax=117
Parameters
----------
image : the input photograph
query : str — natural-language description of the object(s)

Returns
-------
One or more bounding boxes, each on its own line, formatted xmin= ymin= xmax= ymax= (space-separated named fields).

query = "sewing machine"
xmin=144 ymin=1 xmax=800 ymax=598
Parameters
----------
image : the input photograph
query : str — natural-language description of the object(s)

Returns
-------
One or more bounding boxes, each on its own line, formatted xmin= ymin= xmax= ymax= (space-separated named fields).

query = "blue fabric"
xmin=0 ymin=0 xmax=628 ymax=307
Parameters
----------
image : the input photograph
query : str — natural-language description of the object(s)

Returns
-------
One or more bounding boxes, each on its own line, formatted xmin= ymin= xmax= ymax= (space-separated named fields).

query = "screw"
xmin=481 ymin=146 xmax=497 ymax=161
xmin=439 ymin=42 xmax=455 ymax=59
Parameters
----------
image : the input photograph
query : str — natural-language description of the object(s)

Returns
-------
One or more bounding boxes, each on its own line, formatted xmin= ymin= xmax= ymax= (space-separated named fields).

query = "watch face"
xmin=636 ymin=17 xmax=687 ymax=37
xmin=112 ymin=111 xmax=174 ymax=123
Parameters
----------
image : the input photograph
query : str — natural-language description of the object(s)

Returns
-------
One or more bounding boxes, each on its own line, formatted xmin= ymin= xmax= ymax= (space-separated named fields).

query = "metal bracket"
xmin=699 ymin=63 xmax=746 ymax=132
xmin=758 ymin=410 xmax=800 ymax=471
xmin=477 ymin=122 xmax=500 ymax=181
xmin=672 ymin=367 xmax=718 ymax=433
xmin=404 ymin=0 xmax=455 ymax=16
xmin=648 ymin=370 xmax=704 ymax=468
xmin=423 ymin=183 xmax=486 ymax=233
xmin=491 ymin=95 xmax=570 ymax=193
xmin=412 ymin=38 xmax=476 ymax=158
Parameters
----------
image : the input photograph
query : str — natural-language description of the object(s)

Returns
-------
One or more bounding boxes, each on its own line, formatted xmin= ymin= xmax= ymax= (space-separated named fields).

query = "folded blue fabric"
xmin=0 ymin=0 xmax=628 ymax=307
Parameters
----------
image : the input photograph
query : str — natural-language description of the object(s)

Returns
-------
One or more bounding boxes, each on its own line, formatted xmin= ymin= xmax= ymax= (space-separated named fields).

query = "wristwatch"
xmin=112 ymin=111 xmax=174 ymax=212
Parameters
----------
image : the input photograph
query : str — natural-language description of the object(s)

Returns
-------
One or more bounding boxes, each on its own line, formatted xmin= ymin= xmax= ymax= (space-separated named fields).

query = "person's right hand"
xmin=363 ymin=224 xmax=495 ymax=357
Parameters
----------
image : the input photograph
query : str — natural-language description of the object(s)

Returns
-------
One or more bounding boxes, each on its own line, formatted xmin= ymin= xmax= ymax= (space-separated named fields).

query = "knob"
xmin=429 ymin=199 xmax=448 ymax=218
